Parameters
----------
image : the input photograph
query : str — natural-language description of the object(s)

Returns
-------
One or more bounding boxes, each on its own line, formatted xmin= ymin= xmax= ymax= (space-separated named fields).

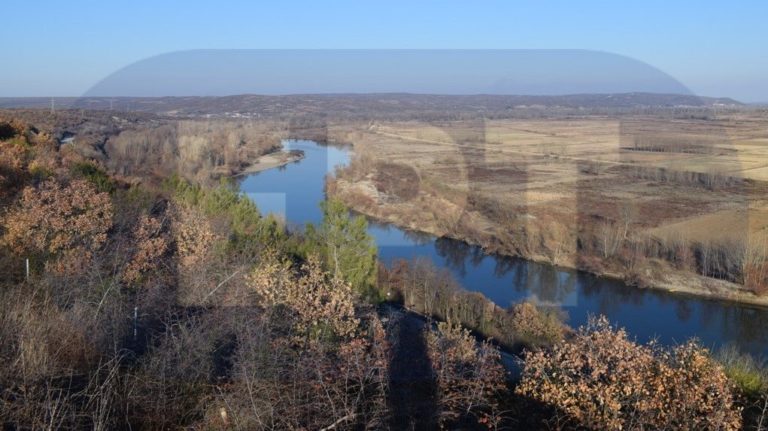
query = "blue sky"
xmin=2 ymin=1 xmax=766 ymax=101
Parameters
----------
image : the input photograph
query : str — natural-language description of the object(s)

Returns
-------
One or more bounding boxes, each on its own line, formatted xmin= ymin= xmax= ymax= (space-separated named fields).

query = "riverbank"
xmin=321 ymin=117 xmax=768 ymax=306
xmin=242 ymin=138 xmax=768 ymax=357
xmin=329 ymin=176 xmax=768 ymax=308
xmin=233 ymin=149 xmax=305 ymax=176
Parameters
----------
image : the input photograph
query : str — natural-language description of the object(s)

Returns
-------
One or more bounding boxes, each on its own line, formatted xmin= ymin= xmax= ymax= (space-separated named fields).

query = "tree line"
xmin=1 ymin=117 xmax=765 ymax=429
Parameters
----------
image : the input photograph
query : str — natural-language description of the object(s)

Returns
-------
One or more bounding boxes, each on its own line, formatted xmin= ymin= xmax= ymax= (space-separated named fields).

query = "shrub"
xmin=249 ymin=252 xmax=360 ymax=342
xmin=381 ymin=259 xmax=565 ymax=350
xmin=127 ymin=315 xmax=221 ymax=428
xmin=517 ymin=316 xmax=742 ymax=430
xmin=171 ymin=202 xmax=218 ymax=269
xmin=0 ymin=134 xmax=30 ymax=199
xmin=71 ymin=161 xmax=116 ymax=194
xmin=509 ymin=302 xmax=565 ymax=348
xmin=717 ymin=345 xmax=768 ymax=397
xmin=165 ymin=176 xmax=286 ymax=255
xmin=3 ymin=179 xmax=113 ymax=274
xmin=211 ymin=313 xmax=390 ymax=430
xmin=122 ymin=213 xmax=170 ymax=284
xmin=425 ymin=320 xmax=506 ymax=428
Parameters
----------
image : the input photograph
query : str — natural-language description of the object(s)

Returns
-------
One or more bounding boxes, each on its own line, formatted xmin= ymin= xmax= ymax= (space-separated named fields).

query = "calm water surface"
xmin=239 ymin=140 xmax=768 ymax=357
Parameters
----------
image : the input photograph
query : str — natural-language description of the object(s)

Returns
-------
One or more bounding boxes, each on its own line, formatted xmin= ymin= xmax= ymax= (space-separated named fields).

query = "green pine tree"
xmin=306 ymin=198 xmax=378 ymax=299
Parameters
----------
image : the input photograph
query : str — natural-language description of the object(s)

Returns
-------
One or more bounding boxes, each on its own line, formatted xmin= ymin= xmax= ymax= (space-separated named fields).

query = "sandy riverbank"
xmin=234 ymin=150 xmax=305 ymax=176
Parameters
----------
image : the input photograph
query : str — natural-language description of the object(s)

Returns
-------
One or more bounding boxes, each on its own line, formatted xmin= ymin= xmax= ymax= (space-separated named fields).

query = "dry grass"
xmin=328 ymin=112 xmax=768 ymax=298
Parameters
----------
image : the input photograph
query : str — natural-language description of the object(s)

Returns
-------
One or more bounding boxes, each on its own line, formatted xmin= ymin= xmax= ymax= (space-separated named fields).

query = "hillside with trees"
xmin=0 ymin=114 xmax=765 ymax=430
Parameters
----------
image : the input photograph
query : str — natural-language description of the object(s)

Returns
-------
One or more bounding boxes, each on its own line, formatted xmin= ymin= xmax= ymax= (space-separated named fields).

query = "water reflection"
xmin=240 ymin=140 xmax=768 ymax=357
xmin=434 ymin=237 xmax=474 ymax=277
xmin=366 ymin=219 xmax=435 ymax=247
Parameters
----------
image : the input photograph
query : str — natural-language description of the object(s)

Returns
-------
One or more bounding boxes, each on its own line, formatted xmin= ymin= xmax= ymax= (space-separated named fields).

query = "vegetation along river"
xmin=239 ymin=140 xmax=768 ymax=357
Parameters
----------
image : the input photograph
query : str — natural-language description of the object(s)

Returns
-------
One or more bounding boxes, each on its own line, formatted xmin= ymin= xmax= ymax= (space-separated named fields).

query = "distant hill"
xmin=0 ymin=93 xmax=745 ymax=120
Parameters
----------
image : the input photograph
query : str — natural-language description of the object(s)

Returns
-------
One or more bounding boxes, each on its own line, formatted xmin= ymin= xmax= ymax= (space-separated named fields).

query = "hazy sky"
xmin=2 ymin=1 xmax=766 ymax=102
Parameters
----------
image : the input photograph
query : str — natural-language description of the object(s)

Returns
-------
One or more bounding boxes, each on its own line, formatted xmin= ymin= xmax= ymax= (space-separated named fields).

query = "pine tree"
xmin=306 ymin=198 xmax=378 ymax=299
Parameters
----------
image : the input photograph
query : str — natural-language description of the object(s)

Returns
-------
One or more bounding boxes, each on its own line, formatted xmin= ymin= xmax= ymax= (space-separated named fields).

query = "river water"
xmin=239 ymin=140 xmax=768 ymax=357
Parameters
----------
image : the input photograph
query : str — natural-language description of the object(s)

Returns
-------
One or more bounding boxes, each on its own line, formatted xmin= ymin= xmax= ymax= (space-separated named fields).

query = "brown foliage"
xmin=122 ymin=213 xmax=170 ymax=284
xmin=0 ymin=135 xmax=30 ymax=198
xmin=381 ymin=258 xmax=565 ymax=350
xmin=171 ymin=202 xmax=217 ymax=269
xmin=0 ymin=113 xmax=396 ymax=430
xmin=105 ymin=120 xmax=282 ymax=183
xmin=249 ymin=252 xmax=360 ymax=341
xmin=517 ymin=316 xmax=742 ymax=430
xmin=0 ymin=277 xmax=132 ymax=430
xmin=3 ymin=179 xmax=113 ymax=275
xmin=208 ymin=315 xmax=390 ymax=430
xmin=509 ymin=302 xmax=565 ymax=348
xmin=741 ymin=240 xmax=768 ymax=295
xmin=426 ymin=320 xmax=506 ymax=428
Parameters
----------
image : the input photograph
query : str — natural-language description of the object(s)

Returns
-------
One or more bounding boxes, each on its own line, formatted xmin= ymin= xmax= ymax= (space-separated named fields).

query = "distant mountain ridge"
xmin=0 ymin=93 xmax=744 ymax=118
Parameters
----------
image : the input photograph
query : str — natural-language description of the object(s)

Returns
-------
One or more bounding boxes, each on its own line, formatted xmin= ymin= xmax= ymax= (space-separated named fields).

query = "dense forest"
xmin=0 ymin=114 xmax=766 ymax=430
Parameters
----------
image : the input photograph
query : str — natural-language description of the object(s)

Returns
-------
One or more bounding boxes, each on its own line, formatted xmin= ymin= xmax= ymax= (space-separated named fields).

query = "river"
xmin=239 ymin=140 xmax=768 ymax=357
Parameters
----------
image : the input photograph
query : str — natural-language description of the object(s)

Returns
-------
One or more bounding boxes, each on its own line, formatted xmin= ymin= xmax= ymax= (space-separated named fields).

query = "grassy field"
xmin=327 ymin=112 xmax=768 ymax=302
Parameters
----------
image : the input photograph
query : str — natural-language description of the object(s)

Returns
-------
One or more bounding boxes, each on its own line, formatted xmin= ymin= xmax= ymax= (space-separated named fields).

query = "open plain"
xmin=328 ymin=112 xmax=768 ymax=302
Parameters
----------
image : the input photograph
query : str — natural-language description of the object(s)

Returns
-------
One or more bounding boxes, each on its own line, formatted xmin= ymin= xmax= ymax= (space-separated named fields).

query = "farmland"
xmin=328 ymin=112 xmax=768 ymax=302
